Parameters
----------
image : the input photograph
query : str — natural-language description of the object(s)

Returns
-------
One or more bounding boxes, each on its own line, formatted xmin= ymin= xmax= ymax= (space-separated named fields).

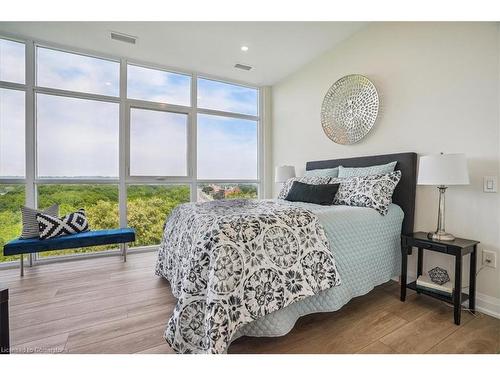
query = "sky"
xmin=0 ymin=39 xmax=258 ymax=180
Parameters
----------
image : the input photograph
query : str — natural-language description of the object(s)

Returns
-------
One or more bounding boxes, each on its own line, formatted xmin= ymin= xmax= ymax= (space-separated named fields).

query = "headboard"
xmin=306 ymin=152 xmax=417 ymax=235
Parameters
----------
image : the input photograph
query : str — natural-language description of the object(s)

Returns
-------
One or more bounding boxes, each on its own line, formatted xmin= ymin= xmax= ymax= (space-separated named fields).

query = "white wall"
xmin=270 ymin=22 xmax=500 ymax=311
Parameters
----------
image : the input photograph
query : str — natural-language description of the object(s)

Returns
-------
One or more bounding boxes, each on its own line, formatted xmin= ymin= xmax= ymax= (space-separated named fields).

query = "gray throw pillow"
xmin=334 ymin=170 xmax=402 ymax=215
xmin=338 ymin=161 xmax=397 ymax=178
xmin=303 ymin=167 xmax=339 ymax=178
xmin=21 ymin=204 xmax=59 ymax=239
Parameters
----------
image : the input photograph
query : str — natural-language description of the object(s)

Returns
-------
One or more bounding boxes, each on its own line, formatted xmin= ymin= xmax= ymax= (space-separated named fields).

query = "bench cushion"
xmin=3 ymin=228 xmax=136 ymax=256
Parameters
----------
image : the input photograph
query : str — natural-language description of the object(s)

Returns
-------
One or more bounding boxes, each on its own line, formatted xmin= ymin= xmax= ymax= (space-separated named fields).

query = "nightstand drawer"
xmin=412 ymin=239 xmax=447 ymax=252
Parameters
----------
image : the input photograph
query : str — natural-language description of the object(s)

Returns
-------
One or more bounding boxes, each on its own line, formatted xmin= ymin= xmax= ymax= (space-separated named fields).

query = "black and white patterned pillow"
xmin=36 ymin=208 xmax=90 ymax=240
xmin=334 ymin=170 xmax=402 ymax=215
xmin=278 ymin=176 xmax=337 ymax=199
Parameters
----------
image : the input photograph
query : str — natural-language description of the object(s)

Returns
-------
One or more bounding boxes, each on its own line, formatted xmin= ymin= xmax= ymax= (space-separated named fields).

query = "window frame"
xmin=0 ymin=86 xmax=26 ymax=178
xmin=126 ymin=102 xmax=192 ymax=181
xmin=0 ymin=32 xmax=264 ymax=267
xmin=126 ymin=62 xmax=192 ymax=107
xmin=35 ymin=43 xmax=121 ymax=99
xmin=0 ymin=36 xmax=26 ymax=85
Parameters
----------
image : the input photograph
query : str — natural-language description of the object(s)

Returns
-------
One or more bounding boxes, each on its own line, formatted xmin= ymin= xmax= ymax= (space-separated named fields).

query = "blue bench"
xmin=3 ymin=228 xmax=136 ymax=276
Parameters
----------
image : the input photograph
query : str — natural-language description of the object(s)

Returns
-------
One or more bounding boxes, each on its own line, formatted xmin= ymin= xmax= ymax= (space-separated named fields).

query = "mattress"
xmin=231 ymin=202 xmax=404 ymax=341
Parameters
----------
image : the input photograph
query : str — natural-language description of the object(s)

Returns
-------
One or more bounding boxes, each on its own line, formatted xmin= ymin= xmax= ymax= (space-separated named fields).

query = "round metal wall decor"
xmin=320 ymin=74 xmax=379 ymax=145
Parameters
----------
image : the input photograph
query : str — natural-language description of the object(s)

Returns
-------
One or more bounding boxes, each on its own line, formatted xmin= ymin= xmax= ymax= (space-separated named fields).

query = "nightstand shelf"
xmin=400 ymin=232 xmax=479 ymax=325
xmin=406 ymin=281 xmax=469 ymax=305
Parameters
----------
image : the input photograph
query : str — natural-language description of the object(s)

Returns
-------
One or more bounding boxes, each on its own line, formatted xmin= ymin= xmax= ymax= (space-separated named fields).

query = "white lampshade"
xmin=418 ymin=153 xmax=470 ymax=186
xmin=275 ymin=165 xmax=296 ymax=183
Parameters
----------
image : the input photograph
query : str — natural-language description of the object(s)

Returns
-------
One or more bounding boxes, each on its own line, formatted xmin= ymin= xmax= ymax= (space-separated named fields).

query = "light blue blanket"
xmin=233 ymin=202 xmax=403 ymax=339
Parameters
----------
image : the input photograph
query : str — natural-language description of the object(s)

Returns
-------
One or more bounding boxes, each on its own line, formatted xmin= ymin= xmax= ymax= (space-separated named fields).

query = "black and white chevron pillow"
xmin=36 ymin=209 xmax=90 ymax=240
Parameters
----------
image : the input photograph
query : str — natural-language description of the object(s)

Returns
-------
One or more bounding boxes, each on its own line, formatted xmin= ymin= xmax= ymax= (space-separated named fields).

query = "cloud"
xmin=197 ymin=114 xmax=257 ymax=180
xmin=36 ymin=94 xmax=119 ymax=178
xmin=0 ymin=88 xmax=25 ymax=177
xmin=0 ymin=39 xmax=25 ymax=84
xmin=197 ymin=78 xmax=258 ymax=116
xmin=130 ymin=108 xmax=187 ymax=176
xmin=127 ymin=65 xmax=191 ymax=106
xmin=1 ymin=43 xmax=259 ymax=181
xmin=37 ymin=47 xmax=120 ymax=96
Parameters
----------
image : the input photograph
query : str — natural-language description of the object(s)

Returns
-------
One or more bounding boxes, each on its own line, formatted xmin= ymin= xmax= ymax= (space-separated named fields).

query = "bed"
xmin=156 ymin=152 xmax=417 ymax=353
xmin=232 ymin=152 xmax=417 ymax=343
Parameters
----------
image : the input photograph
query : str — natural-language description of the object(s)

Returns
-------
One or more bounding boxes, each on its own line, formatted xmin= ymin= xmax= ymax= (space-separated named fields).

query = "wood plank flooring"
xmin=0 ymin=252 xmax=498 ymax=354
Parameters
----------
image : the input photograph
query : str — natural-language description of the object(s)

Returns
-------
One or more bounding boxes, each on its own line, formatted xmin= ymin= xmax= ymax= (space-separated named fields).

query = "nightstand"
xmin=400 ymin=232 xmax=479 ymax=325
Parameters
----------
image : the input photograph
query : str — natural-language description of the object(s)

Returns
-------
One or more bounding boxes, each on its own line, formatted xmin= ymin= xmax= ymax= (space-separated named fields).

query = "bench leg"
xmin=29 ymin=253 xmax=33 ymax=267
xmin=19 ymin=255 xmax=24 ymax=277
xmin=121 ymin=243 xmax=127 ymax=263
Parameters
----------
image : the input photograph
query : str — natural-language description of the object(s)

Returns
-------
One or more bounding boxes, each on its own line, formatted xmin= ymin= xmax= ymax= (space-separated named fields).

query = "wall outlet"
xmin=482 ymin=250 xmax=497 ymax=268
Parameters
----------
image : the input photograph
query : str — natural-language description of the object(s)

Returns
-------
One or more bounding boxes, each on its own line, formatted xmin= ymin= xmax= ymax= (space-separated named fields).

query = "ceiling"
xmin=0 ymin=22 xmax=366 ymax=86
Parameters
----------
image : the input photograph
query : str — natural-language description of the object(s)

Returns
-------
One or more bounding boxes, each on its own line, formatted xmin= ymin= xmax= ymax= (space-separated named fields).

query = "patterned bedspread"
xmin=155 ymin=199 xmax=341 ymax=353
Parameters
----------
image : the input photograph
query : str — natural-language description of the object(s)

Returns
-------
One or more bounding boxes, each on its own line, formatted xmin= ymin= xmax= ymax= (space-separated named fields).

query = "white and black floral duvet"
xmin=155 ymin=199 xmax=341 ymax=353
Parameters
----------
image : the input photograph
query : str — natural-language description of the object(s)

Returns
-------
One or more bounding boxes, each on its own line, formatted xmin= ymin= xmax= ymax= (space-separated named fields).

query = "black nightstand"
xmin=400 ymin=232 xmax=479 ymax=325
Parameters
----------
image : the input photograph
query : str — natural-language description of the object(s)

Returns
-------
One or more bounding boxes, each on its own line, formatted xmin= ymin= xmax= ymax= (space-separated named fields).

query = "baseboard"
xmin=391 ymin=276 xmax=500 ymax=319
xmin=475 ymin=292 xmax=500 ymax=319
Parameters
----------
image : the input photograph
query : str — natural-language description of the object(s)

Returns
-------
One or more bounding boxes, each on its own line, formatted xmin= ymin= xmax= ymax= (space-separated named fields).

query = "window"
xmin=0 ymin=185 xmax=25 ymax=263
xmin=197 ymin=183 xmax=257 ymax=202
xmin=197 ymin=78 xmax=258 ymax=116
xmin=129 ymin=108 xmax=188 ymax=177
xmin=0 ymin=35 xmax=261 ymax=266
xmin=0 ymin=38 xmax=25 ymax=84
xmin=127 ymin=185 xmax=190 ymax=247
xmin=36 ymin=47 xmax=119 ymax=96
xmin=127 ymin=64 xmax=191 ymax=106
xmin=37 ymin=184 xmax=119 ymax=257
xmin=197 ymin=114 xmax=258 ymax=180
xmin=0 ymin=88 xmax=25 ymax=177
xmin=36 ymin=94 xmax=119 ymax=178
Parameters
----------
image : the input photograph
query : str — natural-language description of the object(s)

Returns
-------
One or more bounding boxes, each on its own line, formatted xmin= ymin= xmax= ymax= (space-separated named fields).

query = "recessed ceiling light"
xmin=241 ymin=46 xmax=249 ymax=52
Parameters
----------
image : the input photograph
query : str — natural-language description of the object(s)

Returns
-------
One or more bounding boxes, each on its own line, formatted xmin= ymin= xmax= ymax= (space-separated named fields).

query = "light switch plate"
xmin=483 ymin=176 xmax=498 ymax=193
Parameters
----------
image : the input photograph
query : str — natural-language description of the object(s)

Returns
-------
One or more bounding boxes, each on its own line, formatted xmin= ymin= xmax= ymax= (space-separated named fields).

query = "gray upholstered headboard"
xmin=306 ymin=152 xmax=417 ymax=235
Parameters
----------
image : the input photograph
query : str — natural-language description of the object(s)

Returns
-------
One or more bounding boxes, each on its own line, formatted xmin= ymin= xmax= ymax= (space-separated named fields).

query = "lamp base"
xmin=428 ymin=231 xmax=455 ymax=241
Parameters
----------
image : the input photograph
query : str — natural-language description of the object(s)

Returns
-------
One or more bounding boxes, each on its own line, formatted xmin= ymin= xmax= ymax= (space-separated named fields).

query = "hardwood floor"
xmin=1 ymin=252 xmax=498 ymax=354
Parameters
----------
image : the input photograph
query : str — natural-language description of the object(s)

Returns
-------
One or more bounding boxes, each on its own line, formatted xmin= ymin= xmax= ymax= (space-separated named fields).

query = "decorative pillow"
xmin=285 ymin=181 xmax=340 ymax=205
xmin=304 ymin=167 xmax=339 ymax=178
xmin=334 ymin=170 xmax=402 ymax=215
xmin=278 ymin=176 xmax=334 ymax=199
xmin=36 ymin=208 xmax=89 ymax=240
xmin=21 ymin=204 xmax=59 ymax=239
xmin=338 ymin=161 xmax=397 ymax=178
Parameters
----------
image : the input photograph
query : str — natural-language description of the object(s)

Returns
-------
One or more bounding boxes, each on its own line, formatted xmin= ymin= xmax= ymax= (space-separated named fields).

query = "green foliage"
xmin=0 ymin=185 xmax=25 ymax=263
xmin=201 ymin=186 xmax=214 ymax=194
xmin=198 ymin=184 xmax=257 ymax=201
xmin=0 ymin=184 xmax=189 ymax=262
xmin=225 ymin=186 xmax=258 ymax=200
xmin=127 ymin=185 xmax=190 ymax=246
xmin=0 ymin=183 xmax=255 ymax=263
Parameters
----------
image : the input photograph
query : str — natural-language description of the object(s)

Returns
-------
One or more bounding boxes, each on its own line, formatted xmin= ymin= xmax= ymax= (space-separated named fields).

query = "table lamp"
xmin=417 ymin=153 xmax=469 ymax=241
xmin=275 ymin=165 xmax=296 ymax=183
